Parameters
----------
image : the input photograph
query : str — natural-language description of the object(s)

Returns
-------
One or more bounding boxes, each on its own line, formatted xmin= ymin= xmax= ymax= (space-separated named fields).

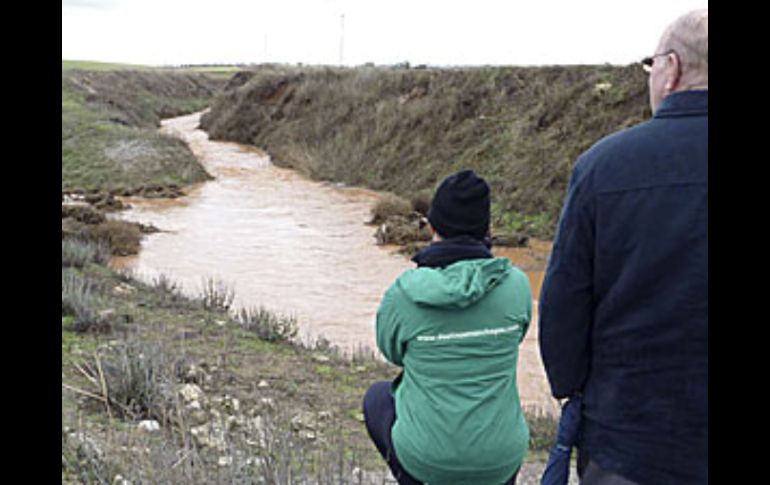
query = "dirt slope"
xmin=200 ymin=64 xmax=651 ymax=239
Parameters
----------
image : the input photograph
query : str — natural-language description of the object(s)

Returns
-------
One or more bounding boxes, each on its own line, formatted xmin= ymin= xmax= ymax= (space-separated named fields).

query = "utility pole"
xmin=339 ymin=14 xmax=345 ymax=66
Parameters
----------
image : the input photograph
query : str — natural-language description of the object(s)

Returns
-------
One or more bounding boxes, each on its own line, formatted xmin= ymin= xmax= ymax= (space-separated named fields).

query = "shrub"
xmin=199 ymin=277 xmax=235 ymax=313
xmin=374 ymin=214 xmax=432 ymax=245
xmin=369 ymin=193 xmax=413 ymax=225
xmin=62 ymin=239 xmax=94 ymax=268
xmin=235 ymin=306 xmax=299 ymax=343
xmin=62 ymin=238 xmax=112 ymax=267
xmin=62 ymin=269 xmax=107 ymax=333
xmin=410 ymin=190 xmax=432 ymax=217
xmin=306 ymin=335 xmax=341 ymax=357
xmin=82 ymin=338 xmax=187 ymax=425
xmin=86 ymin=219 xmax=143 ymax=256
xmin=150 ymin=273 xmax=187 ymax=307
xmin=61 ymin=204 xmax=106 ymax=224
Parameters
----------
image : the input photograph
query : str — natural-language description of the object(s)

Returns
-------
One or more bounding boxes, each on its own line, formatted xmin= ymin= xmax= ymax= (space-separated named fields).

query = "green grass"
xmin=61 ymin=63 xmax=223 ymax=191
xmin=315 ymin=364 xmax=335 ymax=378
xmin=234 ymin=328 xmax=297 ymax=356
xmin=492 ymin=204 xmax=553 ymax=239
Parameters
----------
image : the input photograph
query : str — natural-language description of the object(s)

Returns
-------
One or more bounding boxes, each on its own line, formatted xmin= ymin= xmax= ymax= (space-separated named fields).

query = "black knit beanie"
xmin=427 ymin=169 xmax=490 ymax=240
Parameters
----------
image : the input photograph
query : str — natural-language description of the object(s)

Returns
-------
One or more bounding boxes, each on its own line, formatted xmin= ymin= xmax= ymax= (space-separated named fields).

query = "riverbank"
xmin=200 ymin=63 xmax=650 ymax=240
xmin=62 ymin=245 xmax=560 ymax=483
xmin=62 ymin=61 xmax=225 ymax=193
xmin=62 ymin=246 xmax=394 ymax=482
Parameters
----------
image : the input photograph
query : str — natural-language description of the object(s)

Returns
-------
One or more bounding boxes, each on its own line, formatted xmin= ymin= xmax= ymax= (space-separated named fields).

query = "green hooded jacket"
xmin=376 ymin=257 xmax=532 ymax=484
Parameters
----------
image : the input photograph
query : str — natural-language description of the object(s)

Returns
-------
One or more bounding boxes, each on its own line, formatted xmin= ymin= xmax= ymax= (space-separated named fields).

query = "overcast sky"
xmin=62 ymin=0 xmax=707 ymax=67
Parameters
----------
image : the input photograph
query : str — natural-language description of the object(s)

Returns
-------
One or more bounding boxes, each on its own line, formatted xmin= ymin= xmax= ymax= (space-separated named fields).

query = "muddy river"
xmin=113 ymin=112 xmax=560 ymax=415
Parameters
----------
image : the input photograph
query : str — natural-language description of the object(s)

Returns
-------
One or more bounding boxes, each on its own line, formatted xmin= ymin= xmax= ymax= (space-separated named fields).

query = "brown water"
xmin=113 ymin=112 xmax=559 ymax=415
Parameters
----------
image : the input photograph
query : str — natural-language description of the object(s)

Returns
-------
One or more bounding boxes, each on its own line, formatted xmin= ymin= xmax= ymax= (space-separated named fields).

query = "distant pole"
xmin=339 ymin=14 xmax=345 ymax=66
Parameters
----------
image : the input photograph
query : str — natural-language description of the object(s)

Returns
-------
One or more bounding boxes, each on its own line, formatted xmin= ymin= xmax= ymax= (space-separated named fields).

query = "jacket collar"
xmin=654 ymin=90 xmax=708 ymax=119
xmin=411 ymin=235 xmax=493 ymax=268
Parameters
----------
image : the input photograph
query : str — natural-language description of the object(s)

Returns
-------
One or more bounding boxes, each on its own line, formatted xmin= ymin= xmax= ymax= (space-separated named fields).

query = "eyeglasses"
xmin=641 ymin=49 xmax=677 ymax=73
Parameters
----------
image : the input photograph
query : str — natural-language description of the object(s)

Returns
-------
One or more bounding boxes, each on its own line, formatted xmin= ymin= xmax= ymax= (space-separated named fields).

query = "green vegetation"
xmin=235 ymin=306 xmax=299 ymax=343
xmin=369 ymin=192 xmax=414 ymax=225
xmin=61 ymin=238 xmax=111 ymax=268
xmin=60 ymin=246 xmax=398 ymax=483
xmin=201 ymin=64 xmax=651 ymax=239
xmin=61 ymin=62 xmax=224 ymax=192
xmin=62 ymin=250 xmax=559 ymax=483
xmin=61 ymin=266 xmax=103 ymax=333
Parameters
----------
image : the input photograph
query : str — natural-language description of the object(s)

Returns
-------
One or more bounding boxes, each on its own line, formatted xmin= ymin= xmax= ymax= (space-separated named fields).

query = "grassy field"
xmin=201 ymin=64 xmax=651 ymax=239
xmin=61 ymin=60 xmax=227 ymax=192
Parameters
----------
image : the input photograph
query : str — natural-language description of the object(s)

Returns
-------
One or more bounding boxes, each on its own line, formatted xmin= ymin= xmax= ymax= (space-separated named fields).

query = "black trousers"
xmin=362 ymin=380 xmax=519 ymax=485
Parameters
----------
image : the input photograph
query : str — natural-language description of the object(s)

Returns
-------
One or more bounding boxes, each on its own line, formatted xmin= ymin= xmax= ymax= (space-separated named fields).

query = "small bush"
xmin=306 ymin=335 xmax=341 ymax=357
xmin=236 ymin=306 xmax=299 ymax=343
xmin=62 ymin=238 xmax=112 ymax=267
xmin=200 ymin=277 xmax=235 ymax=313
xmin=152 ymin=273 xmax=180 ymax=294
xmin=374 ymin=214 xmax=432 ymax=245
xmin=150 ymin=273 xmax=187 ymax=307
xmin=62 ymin=269 xmax=107 ymax=333
xmin=410 ymin=190 xmax=432 ymax=217
xmin=86 ymin=219 xmax=143 ymax=256
xmin=84 ymin=338 xmax=187 ymax=424
xmin=369 ymin=193 xmax=413 ymax=225
xmin=62 ymin=239 xmax=94 ymax=268
xmin=61 ymin=204 xmax=107 ymax=224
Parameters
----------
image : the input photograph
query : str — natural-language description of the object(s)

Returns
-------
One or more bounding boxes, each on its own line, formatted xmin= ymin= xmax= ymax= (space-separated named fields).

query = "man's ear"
xmin=664 ymin=52 xmax=682 ymax=92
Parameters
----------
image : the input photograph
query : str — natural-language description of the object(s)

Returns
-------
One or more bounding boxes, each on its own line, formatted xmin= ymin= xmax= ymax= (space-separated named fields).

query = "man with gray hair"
xmin=539 ymin=9 xmax=707 ymax=485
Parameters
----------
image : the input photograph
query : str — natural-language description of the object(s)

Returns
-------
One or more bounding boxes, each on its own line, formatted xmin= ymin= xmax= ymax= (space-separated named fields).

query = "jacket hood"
xmin=397 ymin=257 xmax=513 ymax=309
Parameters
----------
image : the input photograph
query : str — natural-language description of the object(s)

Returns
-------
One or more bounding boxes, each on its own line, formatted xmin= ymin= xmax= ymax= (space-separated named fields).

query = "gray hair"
xmin=660 ymin=9 xmax=708 ymax=87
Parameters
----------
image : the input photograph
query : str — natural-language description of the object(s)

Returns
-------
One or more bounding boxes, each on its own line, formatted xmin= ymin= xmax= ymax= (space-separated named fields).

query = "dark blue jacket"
xmin=538 ymin=90 xmax=707 ymax=485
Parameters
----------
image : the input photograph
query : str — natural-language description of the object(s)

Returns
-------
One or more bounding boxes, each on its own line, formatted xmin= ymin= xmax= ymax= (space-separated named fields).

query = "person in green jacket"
xmin=363 ymin=169 xmax=532 ymax=485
